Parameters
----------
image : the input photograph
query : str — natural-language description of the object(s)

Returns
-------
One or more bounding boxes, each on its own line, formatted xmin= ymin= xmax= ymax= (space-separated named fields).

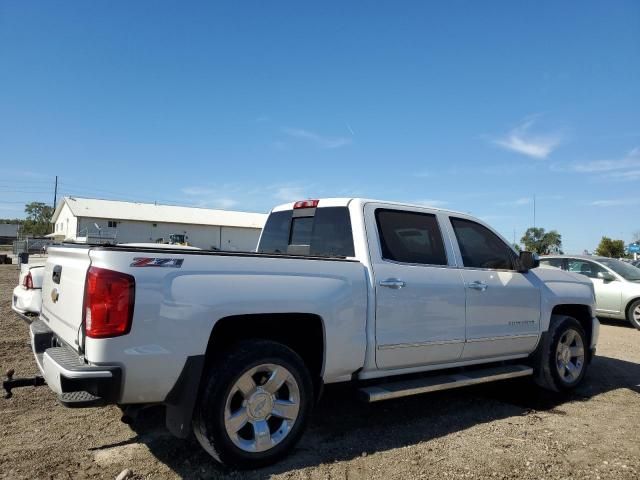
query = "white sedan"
xmin=12 ymin=263 xmax=45 ymax=320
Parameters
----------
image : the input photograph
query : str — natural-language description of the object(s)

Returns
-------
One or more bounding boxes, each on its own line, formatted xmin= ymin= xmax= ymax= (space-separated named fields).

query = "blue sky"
xmin=1 ymin=1 xmax=639 ymax=253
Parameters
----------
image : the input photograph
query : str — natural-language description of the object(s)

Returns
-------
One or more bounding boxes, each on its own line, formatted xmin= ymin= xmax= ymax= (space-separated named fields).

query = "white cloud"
xmin=477 ymin=214 xmax=516 ymax=222
xmin=182 ymin=186 xmax=215 ymax=196
xmin=413 ymin=199 xmax=448 ymax=207
xmin=210 ymin=198 xmax=239 ymax=209
xmin=605 ymin=169 xmax=640 ymax=181
xmin=180 ymin=183 xmax=318 ymax=209
xmin=590 ymin=198 xmax=640 ymax=207
xmin=492 ymin=117 xmax=563 ymax=159
xmin=282 ymin=127 xmax=352 ymax=149
xmin=272 ymin=185 xmax=308 ymax=202
xmin=565 ymin=148 xmax=640 ymax=179
xmin=497 ymin=197 xmax=532 ymax=207
xmin=180 ymin=186 xmax=239 ymax=210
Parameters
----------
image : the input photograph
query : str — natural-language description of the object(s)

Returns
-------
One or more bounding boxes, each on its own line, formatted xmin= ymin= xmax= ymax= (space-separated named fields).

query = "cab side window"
xmin=450 ymin=217 xmax=515 ymax=270
xmin=567 ymin=259 xmax=606 ymax=279
xmin=375 ymin=209 xmax=448 ymax=265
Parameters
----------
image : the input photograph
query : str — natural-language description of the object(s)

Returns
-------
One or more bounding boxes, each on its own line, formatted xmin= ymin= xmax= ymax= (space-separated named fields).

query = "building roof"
xmin=51 ymin=197 xmax=267 ymax=229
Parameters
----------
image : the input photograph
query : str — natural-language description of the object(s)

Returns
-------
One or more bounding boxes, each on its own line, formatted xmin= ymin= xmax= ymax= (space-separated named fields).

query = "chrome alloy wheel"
xmin=224 ymin=363 xmax=300 ymax=453
xmin=555 ymin=328 xmax=585 ymax=383
xmin=633 ymin=305 xmax=640 ymax=324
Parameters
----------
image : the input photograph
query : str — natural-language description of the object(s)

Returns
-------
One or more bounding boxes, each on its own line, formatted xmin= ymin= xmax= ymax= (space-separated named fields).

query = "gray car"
xmin=540 ymin=255 xmax=640 ymax=330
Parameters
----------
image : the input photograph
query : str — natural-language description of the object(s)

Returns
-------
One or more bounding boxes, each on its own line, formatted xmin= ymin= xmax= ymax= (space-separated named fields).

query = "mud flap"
xmin=164 ymin=355 xmax=205 ymax=438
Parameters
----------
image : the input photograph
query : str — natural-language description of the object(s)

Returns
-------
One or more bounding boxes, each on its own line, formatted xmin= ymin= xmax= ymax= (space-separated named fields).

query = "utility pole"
xmin=53 ymin=175 xmax=58 ymax=208
xmin=533 ymin=193 xmax=536 ymax=229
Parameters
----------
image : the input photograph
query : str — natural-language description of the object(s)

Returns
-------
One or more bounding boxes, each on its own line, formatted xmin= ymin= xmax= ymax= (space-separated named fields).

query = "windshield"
xmin=599 ymin=259 xmax=640 ymax=281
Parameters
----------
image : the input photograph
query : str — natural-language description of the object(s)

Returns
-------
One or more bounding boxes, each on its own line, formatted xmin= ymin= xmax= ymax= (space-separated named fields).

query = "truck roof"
xmin=271 ymin=198 xmax=468 ymax=217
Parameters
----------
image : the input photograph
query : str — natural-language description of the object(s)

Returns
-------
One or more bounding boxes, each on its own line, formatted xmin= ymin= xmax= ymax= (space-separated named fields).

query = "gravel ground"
xmin=1 ymin=263 xmax=639 ymax=480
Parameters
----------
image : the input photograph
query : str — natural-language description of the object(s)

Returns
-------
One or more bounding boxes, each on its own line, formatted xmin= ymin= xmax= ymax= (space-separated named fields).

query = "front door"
xmin=367 ymin=204 xmax=467 ymax=370
xmin=447 ymin=217 xmax=541 ymax=360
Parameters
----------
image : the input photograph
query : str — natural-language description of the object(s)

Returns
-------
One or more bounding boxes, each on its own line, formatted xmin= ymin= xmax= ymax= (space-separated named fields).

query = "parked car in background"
xmin=540 ymin=255 xmax=640 ymax=329
xmin=12 ymin=263 xmax=45 ymax=319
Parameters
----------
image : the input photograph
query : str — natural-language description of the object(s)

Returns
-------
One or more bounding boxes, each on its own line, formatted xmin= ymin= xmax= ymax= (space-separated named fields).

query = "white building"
xmin=50 ymin=197 xmax=267 ymax=251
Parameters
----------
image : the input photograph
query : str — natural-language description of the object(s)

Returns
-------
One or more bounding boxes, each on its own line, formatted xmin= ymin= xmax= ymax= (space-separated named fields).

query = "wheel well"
xmin=551 ymin=304 xmax=593 ymax=347
xmin=204 ymin=313 xmax=325 ymax=393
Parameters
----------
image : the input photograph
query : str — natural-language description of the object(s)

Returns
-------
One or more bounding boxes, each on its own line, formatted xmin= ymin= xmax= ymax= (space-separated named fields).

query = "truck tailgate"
xmin=41 ymin=246 xmax=91 ymax=349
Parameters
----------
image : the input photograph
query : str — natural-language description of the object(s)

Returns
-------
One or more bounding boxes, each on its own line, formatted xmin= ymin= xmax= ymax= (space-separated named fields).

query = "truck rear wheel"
xmin=193 ymin=339 xmax=313 ymax=469
xmin=534 ymin=315 xmax=588 ymax=392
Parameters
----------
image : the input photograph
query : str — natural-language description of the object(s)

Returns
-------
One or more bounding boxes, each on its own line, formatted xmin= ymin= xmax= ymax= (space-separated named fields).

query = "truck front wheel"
xmin=534 ymin=315 xmax=588 ymax=392
xmin=193 ymin=339 xmax=313 ymax=468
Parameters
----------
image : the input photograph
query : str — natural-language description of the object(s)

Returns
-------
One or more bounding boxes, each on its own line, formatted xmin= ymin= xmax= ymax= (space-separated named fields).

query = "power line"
xmin=0 ymin=189 xmax=55 ymax=194
xmin=0 ymin=180 xmax=51 ymax=184
xmin=1 ymin=181 xmax=180 ymax=206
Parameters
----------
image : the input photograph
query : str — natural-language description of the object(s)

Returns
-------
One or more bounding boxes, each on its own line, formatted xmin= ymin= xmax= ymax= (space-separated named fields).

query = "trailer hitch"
xmin=3 ymin=369 xmax=46 ymax=399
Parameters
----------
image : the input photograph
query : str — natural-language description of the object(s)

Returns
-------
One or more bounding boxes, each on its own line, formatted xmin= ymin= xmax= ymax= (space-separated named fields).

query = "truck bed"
xmin=40 ymin=243 xmax=368 ymax=403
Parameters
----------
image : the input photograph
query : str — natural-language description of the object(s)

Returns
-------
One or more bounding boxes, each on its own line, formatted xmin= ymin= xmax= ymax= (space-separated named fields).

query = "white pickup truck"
xmin=18 ymin=198 xmax=599 ymax=468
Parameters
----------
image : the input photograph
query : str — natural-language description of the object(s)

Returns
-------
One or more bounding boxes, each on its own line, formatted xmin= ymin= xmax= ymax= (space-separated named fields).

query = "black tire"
xmin=193 ymin=339 xmax=313 ymax=469
xmin=533 ymin=315 xmax=588 ymax=392
xmin=626 ymin=299 xmax=640 ymax=330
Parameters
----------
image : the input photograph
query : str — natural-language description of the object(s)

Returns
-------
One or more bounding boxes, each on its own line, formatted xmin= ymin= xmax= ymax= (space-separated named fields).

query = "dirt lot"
xmin=1 ymin=264 xmax=639 ymax=480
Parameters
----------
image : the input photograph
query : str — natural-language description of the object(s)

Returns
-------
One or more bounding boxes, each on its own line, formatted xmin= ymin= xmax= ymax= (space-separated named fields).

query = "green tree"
xmin=21 ymin=202 xmax=54 ymax=236
xmin=520 ymin=227 xmax=563 ymax=254
xmin=594 ymin=236 xmax=625 ymax=258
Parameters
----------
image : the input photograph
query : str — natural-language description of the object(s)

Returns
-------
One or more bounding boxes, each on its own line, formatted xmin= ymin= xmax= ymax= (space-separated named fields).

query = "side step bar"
xmin=359 ymin=364 xmax=533 ymax=402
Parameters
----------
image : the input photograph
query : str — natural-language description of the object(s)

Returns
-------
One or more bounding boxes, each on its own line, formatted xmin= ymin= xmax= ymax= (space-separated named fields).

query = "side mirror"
xmin=597 ymin=271 xmax=616 ymax=282
xmin=519 ymin=251 xmax=539 ymax=272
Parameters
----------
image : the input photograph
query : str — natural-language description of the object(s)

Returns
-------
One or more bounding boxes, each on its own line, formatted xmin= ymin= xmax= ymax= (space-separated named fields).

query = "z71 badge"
xmin=130 ymin=257 xmax=184 ymax=268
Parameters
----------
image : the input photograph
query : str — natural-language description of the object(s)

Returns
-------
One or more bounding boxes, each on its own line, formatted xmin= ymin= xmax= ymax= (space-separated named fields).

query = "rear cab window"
xmin=258 ymin=205 xmax=355 ymax=258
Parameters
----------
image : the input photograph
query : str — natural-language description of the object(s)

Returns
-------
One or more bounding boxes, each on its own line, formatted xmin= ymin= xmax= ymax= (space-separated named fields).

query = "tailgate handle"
xmin=52 ymin=265 xmax=62 ymax=284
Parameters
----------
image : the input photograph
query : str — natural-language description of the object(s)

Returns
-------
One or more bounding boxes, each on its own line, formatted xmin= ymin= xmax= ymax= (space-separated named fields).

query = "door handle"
xmin=379 ymin=278 xmax=406 ymax=289
xmin=466 ymin=281 xmax=488 ymax=291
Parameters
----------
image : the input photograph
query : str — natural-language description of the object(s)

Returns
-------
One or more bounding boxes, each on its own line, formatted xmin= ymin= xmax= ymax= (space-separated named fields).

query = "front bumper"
xmin=30 ymin=319 xmax=122 ymax=406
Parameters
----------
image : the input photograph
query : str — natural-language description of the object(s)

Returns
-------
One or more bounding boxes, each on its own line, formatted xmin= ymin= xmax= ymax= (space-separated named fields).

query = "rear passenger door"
xmin=447 ymin=217 xmax=541 ymax=360
xmin=366 ymin=204 xmax=467 ymax=370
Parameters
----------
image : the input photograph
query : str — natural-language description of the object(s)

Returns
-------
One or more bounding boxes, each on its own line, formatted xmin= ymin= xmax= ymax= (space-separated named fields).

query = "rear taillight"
xmin=83 ymin=267 xmax=135 ymax=339
xmin=23 ymin=272 xmax=34 ymax=289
